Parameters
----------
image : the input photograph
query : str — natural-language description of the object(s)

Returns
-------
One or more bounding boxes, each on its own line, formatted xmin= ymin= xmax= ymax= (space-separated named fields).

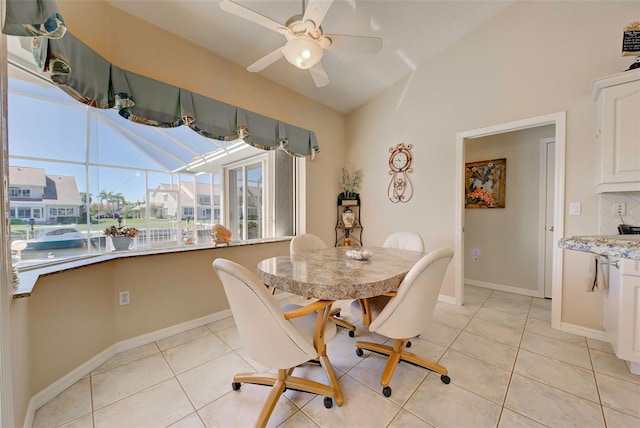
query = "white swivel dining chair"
xmin=290 ymin=234 xmax=357 ymax=337
xmin=212 ymin=258 xmax=337 ymax=428
xmin=351 ymin=231 xmax=425 ymax=328
xmin=354 ymin=248 xmax=454 ymax=397
xmin=382 ymin=231 xmax=425 ymax=251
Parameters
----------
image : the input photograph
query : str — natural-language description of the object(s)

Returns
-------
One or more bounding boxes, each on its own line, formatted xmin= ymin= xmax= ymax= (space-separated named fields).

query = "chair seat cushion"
xmin=283 ymin=303 xmax=337 ymax=343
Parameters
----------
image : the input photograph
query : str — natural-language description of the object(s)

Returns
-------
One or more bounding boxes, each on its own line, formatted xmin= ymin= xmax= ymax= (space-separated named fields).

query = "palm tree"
xmin=98 ymin=190 xmax=110 ymax=212
xmin=79 ymin=192 xmax=92 ymax=205
xmin=113 ymin=192 xmax=126 ymax=212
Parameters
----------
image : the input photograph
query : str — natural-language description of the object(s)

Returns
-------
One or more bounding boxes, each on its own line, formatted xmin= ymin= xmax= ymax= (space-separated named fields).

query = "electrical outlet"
xmin=613 ymin=202 xmax=626 ymax=216
xmin=472 ymin=249 xmax=480 ymax=262
xmin=119 ymin=290 xmax=130 ymax=305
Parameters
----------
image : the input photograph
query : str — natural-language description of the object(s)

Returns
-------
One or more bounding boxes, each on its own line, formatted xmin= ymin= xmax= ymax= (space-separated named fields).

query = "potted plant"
xmin=104 ymin=225 xmax=138 ymax=251
xmin=339 ymin=167 xmax=362 ymax=200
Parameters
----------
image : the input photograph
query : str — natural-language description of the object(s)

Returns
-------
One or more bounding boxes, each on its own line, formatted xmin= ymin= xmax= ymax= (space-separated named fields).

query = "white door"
xmin=543 ymin=140 xmax=555 ymax=298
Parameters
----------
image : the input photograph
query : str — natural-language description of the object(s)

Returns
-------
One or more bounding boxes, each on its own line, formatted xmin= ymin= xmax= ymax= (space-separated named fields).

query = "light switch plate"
xmin=569 ymin=202 xmax=581 ymax=216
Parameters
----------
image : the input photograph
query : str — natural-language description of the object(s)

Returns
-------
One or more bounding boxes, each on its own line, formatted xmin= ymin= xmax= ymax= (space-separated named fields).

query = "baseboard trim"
xmin=560 ymin=321 xmax=608 ymax=342
xmin=438 ymin=294 xmax=457 ymax=305
xmin=465 ymin=279 xmax=542 ymax=298
xmin=23 ymin=310 xmax=232 ymax=428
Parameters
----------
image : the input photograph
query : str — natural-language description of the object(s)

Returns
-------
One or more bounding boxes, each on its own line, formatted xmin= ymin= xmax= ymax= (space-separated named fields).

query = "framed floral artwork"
xmin=465 ymin=158 xmax=506 ymax=208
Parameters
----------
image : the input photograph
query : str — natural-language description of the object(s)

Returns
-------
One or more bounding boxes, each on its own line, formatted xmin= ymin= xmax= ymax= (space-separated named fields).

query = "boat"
xmin=23 ymin=226 xmax=94 ymax=250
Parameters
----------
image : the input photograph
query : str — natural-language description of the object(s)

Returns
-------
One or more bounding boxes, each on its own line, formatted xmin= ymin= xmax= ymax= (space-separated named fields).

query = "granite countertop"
xmin=558 ymin=235 xmax=640 ymax=260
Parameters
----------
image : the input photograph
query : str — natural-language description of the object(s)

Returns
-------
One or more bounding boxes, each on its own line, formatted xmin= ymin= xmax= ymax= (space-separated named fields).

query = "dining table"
xmin=257 ymin=245 xmax=424 ymax=406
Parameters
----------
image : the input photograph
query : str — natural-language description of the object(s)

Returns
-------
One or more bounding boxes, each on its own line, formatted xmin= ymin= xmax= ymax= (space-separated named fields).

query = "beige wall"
xmin=10 ymin=240 xmax=289 ymax=427
xmin=464 ymin=126 xmax=555 ymax=292
xmin=347 ymin=1 xmax=636 ymax=326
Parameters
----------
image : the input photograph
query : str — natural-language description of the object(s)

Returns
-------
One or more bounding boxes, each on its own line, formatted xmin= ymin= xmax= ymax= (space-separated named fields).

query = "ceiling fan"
xmin=219 ymin=0 xmax=383 ymax=87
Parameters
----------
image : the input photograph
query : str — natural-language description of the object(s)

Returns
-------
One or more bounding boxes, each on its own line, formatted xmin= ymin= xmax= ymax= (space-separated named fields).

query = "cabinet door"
xmin=617 ymin=272 xmax=640 ymax=364
xmin=605 ymin=262 xmax=621 ymax=354
xmin=597 ymin=79 xmax=640 ymax=189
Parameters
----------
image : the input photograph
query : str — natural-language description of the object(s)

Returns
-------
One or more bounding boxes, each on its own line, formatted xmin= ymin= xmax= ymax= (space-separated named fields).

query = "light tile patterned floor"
xmin=33 ymin=285 xmax=640 ymax=428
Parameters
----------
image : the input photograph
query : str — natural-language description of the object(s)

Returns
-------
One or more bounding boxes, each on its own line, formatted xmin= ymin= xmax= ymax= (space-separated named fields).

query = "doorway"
xmin=455 ymin=112 xmax=566 ymax=330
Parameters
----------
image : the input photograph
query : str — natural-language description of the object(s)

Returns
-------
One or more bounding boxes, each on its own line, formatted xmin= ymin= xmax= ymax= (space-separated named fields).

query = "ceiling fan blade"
xmin=309 ymin=61 xmax=330 ymax=88
xmin=324 ymin=34 xmax=382 ymax=54
xmin=303 ymin=0 xmax=334 ymax=31
xmin=220 ymin=0 xmax=288 ymax=34
xmin=247 ymin=48 xmax=284 ymax=72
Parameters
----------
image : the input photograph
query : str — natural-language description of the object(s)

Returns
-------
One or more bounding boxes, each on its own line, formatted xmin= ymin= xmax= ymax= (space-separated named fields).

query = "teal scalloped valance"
xmin=2 ymin=0 xmax=320 ymax=158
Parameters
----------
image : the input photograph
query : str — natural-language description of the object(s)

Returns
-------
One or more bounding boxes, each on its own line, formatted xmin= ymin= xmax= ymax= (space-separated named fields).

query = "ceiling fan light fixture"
xmin=283 ymin=36 xmax=323 ymax=69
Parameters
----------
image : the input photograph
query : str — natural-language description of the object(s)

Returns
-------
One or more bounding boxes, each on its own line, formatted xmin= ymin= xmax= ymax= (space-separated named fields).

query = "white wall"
xmin=464 ymin=126 xmax=554 ymax=293
xmin=347 ymin=1 xmax=637 ymax=330
xmin=600 ymin=192 xmax=640 ymax=235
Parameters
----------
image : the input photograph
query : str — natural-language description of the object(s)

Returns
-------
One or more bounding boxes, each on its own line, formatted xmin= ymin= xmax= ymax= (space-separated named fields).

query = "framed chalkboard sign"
xmin=622 ymin=21 xmax=640 ymax=56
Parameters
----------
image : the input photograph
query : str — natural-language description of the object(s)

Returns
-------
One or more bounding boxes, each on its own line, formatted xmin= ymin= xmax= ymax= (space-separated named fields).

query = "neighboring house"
xmin=150 ymin=182 xmax=221 ymax=221
xmin=8 ymin=166 xmax=81 ymax=224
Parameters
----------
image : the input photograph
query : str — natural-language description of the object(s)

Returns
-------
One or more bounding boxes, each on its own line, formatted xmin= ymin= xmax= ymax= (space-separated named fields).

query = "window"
xmin=9 ymin=187 xmax=30 ymax=197
xmin=227 ymin=157 xmax=265 ymax=240
xmin=182 ymin=207 xmax=194 ymax=219
xmin=7 ymin=63 xmax=300 ymax=268
xmin=17 ymin=208 xmax=30 ymax=218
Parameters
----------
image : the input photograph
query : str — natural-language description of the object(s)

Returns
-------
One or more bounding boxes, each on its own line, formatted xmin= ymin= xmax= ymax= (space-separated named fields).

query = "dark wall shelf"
xmin=335 ymin=193 xmax=363 ymax=247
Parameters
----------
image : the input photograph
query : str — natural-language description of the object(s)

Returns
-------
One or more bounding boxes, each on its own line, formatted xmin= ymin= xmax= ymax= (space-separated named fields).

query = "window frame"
xmin=224 ymin=153 xmax=268 ymax=241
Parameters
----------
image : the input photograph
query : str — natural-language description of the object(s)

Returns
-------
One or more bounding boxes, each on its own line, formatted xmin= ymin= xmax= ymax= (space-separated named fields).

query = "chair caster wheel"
xmin=349 ymin=330 xmax=355 ymax=338
xmin=324 ymin=397 xmax=333 ymax=408
xmin=441 ymin=375 xmax=451 ymax=384
xmin=356 ymin=348 xmax=364 ymax=357
xmin=406 ymin=341 xmax=412 ymax=348
xmin=382 ymin=386 xmax=392 ymax=397
xmin=232 ymin=382 xmax=241 ymax=391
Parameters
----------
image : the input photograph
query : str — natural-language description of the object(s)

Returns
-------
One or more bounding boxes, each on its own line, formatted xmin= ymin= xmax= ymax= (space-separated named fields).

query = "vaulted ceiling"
xmin=108 ymin=1 xmax=512 ymax=114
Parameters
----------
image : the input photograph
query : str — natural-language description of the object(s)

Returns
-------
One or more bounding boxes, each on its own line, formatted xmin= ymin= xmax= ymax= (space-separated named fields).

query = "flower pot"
xmin=111 ymin=236 xmax=131 ymax=251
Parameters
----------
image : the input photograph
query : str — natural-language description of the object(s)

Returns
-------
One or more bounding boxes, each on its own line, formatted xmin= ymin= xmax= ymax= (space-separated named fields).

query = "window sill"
xmin=12 ymin=237 xmax=292 ymax=298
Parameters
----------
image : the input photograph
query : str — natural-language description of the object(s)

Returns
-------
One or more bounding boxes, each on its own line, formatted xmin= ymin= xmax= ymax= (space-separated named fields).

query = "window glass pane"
xmin=189 ymin=174 xmax=213 ymax=244
xmin=8 ymin=84 xmax=87 ymax=162
xmin=89 ymin=111 xmax=166 ymax=170
xmin=212 ymin=172 xmax=222 ymax=224
xmin=88 ymin=166 xmax=146 ymax=221
xmin=246 ymin=163 xmax=263 ymax=239
xmin=9 ymin=159 xmax=91 ymax=265
xmin=147 ymin=173 xmax=179 ymax=248
xmin=228 ymin=167 xmax=244 ymax=240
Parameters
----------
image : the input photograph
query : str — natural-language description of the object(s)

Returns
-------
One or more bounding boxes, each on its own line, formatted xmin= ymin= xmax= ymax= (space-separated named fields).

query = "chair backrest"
xmin=369 ymin=248 xmax=454 ymax=339
xmin=212 ymin=258 xmax=318 ymax=369
xmin=290 ymin=233 xmax=327 ymax=254
xmin=383 ymin=231 xmax=425 ymax=252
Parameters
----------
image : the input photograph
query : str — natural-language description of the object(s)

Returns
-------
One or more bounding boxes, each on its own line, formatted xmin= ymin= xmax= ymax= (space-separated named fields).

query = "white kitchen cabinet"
xmin=591 ymin=70 xmax=640 ymax=193
xmin=605 ymin=257 xmax=640 ymax=374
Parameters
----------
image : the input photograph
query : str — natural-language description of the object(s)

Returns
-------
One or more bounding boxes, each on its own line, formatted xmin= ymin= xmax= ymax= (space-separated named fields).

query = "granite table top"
xmin=558 ymin=235 xmax=640 ymax=260
xmin=257 ymin=246 xmax=424 ymax=300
